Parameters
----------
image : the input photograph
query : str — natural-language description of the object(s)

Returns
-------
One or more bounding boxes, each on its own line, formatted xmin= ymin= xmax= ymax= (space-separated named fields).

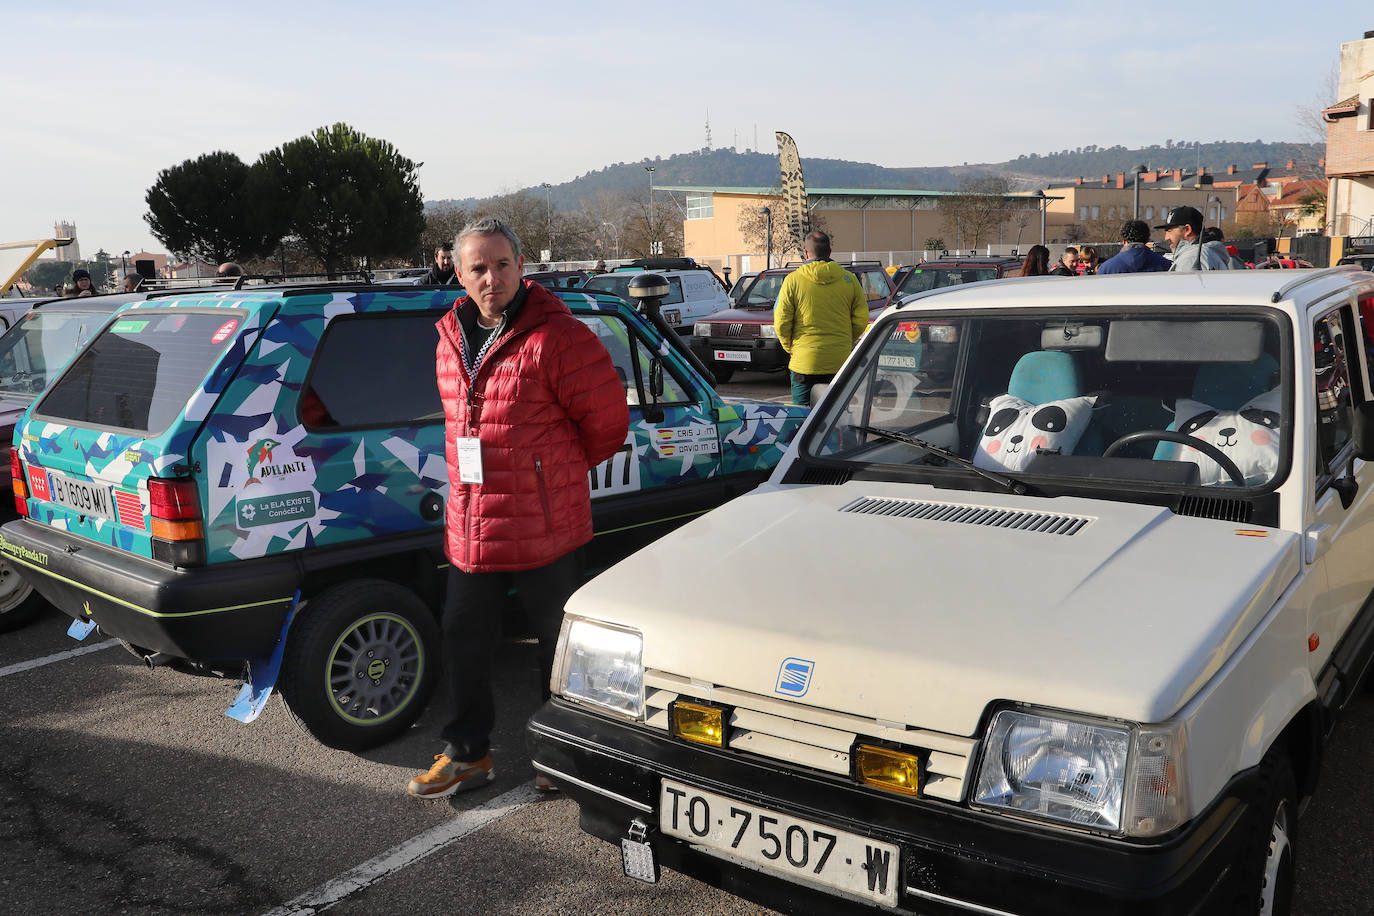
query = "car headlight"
xmin=693 ymin=322 xmax=712 ymax=337
xmin=553 ymin=616 xmax=644 ymax=719
xmin=972 ymin=709 xmax=1187 ymax=838
xmin=759 ymin=324 xmax=777 ymax=338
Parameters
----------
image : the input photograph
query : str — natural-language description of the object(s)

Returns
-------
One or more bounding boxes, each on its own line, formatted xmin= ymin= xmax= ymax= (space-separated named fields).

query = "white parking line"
xmin=260 ymin=783 xmax=541 ymax=915
xmin=0 ymin=638 xmax=120 ymax=678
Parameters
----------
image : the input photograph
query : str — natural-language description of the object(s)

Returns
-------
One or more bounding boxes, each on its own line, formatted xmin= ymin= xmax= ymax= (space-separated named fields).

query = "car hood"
xmin=565 ymin=480 xmax=1301 ymax=736
xmin=705 ymin=306 xmax=775 ymax=322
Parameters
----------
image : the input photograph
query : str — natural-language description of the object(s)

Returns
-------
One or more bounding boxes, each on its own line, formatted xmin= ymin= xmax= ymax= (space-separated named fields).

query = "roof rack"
xmin=620 ymin=257 xmax=700 ymax=271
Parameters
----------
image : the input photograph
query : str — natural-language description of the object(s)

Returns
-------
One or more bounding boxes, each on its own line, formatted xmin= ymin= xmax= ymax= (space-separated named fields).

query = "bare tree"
xmin=1289 ymin=62 xmax=1339 ymax=181
xmin=419 ymin=204 xmax=468 ymax=264
xmin=937 ymin=177 xmax=1014 ymax=248
xmin=736 ymin=193 xmax=827 ymax=262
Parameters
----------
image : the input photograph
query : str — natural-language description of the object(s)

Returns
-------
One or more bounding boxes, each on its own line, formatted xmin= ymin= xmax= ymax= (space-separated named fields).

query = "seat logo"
xmin=775 ymin=657 xmax=815 ymax=698
xmin=728 ymin=323 xmax=743 ymax=336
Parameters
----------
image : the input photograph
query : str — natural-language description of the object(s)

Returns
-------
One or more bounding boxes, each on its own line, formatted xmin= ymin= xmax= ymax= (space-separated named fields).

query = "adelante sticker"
xmin=211 ymin=319 xmax=239 ymax=343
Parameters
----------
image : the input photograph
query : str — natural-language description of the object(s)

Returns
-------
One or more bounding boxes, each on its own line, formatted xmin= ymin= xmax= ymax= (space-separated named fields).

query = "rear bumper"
xmin=528 ymin=699 xmax=1254 ymax=916
xmin=689 ymin=336 xmax=788 ymax=373
xmin=0 ymin=518 xmax=295 ymax=661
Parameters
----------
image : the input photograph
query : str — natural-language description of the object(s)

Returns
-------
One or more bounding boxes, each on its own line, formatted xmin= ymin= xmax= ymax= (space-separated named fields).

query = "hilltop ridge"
xmin=428 ymin=140 xmax=1323 ymax=211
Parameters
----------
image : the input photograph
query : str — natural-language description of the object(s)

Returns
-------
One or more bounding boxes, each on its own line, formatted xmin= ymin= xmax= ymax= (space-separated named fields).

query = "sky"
xmin=1 ymin=1 xmax=1365 ymax=258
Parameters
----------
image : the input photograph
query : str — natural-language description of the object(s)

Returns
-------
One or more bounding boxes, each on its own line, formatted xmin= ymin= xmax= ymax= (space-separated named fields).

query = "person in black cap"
xmin=1155 ymin=206 xmax=1230 ymax=271
xmin=69 ymin=269 xmax=95 ymax=296
xmin=1097 ymin=220 xmax=1172 ymax=274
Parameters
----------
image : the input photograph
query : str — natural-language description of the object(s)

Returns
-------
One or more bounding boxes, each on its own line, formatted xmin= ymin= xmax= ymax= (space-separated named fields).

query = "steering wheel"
xmin=1101 ymin=430 xmax=1246 ymax=488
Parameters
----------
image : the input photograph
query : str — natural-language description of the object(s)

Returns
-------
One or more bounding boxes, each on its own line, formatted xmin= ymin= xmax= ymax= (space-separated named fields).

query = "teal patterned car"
xmin=0 ymin=285 xmax=807 ymax=749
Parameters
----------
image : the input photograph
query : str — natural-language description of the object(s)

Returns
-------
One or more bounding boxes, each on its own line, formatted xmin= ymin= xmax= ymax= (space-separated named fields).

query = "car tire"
xmin=278 ymin=580 xmax=440 ymax=750
xmin=0 ymin=556 xmax=49 ymax=633
xmin=1231 ymin=751 xmax=1297 ymax=916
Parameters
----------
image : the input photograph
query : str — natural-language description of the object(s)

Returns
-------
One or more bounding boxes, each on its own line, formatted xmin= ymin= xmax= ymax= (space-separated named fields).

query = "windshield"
xmin=583 ymin=274 xmax=684 ymax=305
xmin=805 ymin=309 xmax=1289 ymax=492
xmin=896 ymin=266 xmax=999 ymax=296
xmin=0 ymin=309 xmax=107 ymax=400
xmin=739 ymin=273 xmax=788 ymax=309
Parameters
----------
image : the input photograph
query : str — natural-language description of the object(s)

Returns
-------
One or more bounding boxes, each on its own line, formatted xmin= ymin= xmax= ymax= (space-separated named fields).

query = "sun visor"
xmin=1105 ymin=319 xmax=1263 ymax=362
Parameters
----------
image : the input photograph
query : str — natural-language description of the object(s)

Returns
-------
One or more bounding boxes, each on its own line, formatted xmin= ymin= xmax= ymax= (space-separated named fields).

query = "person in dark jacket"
xmin=1048 ymin=247 xmax=1079 ymax=276
xmin=421 ymin=241 xmax=461 ymax=285
xmin=407 ymin=218 xmax=629 ymax=800
xmin=1097 ymin=220 xmax=1173 ymax=274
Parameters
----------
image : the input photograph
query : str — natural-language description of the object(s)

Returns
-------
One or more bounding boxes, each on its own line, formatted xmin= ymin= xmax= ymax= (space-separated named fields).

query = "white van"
xmin=582 ymin=259 xmax=729 ymax=335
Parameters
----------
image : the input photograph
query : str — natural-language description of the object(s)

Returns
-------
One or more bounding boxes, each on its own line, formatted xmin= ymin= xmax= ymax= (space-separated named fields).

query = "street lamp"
xmin=601 ymin=221 xmax=620 ymax=260
xmin=762 ymin=206 xmax=773 ymax=269
xmin=1133 ymin=164 xmax=1147 ymax=219
xmin=644 ymin=165 xmax=656 ymax=255
xmin=120 ymin=249 xmax=129 ymax=279
xmin=540 ymin=182 xmax=553 ymax=261
xmin=1034 ymin=191 xmax=1047 ymax=245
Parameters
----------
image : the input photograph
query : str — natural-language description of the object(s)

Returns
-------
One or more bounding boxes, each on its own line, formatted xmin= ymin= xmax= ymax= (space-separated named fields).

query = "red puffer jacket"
xmin=436 ymin=282 xmax=630 ymax=572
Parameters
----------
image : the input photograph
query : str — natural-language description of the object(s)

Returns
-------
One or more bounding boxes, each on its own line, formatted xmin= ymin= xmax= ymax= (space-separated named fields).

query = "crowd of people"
xmin=1015 ymin=206 xmax=1302 ymax=277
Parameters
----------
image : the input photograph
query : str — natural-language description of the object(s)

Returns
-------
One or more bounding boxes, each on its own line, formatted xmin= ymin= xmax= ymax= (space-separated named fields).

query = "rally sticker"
xmin=211 ymin=319 xmax=240 ymax=344
xmin=111 ymin=319 xmax=149 ymax=334
xmin=1233 ymin=529 xmax=1273 ymax=537
xmin=653 ymin=426 xmax=719 ymax=456
xmin=236 ymin=490 xmax=317 ymax=528
xmin=898 ymin=321 xmax=921 ymax=343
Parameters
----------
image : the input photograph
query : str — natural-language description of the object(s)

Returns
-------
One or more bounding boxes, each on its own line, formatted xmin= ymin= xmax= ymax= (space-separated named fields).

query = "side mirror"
xmin=1353 ymin=403 xmax=1374 ymax=460
xmin=649 ymin=358 xmax=665 ymax=400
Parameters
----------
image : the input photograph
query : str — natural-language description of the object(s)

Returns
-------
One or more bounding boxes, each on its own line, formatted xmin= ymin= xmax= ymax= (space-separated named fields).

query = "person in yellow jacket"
xmin=773 ymin=231 xmax=869 ymax=406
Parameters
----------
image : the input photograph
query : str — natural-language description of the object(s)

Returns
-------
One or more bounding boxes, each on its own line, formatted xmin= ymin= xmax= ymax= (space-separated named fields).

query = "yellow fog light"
xmin=855 ymin=745 xmax=922 ymax=796
xmin=670 ymin=700 xmax=728 ymax=748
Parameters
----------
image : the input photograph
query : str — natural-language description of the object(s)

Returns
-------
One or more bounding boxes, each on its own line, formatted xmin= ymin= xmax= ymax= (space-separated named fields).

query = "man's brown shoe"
xmin=406 ymin=754 xmax=494 ymax=799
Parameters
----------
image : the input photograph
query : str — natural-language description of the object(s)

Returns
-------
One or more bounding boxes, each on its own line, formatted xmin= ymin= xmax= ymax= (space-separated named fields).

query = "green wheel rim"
xmin=324 ymin=612 xmax=425 ymax=725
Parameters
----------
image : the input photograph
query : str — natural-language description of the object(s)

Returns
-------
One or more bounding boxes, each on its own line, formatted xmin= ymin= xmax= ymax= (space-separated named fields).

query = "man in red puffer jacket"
xmin=408 ymin=217 xmax=629 ymax=799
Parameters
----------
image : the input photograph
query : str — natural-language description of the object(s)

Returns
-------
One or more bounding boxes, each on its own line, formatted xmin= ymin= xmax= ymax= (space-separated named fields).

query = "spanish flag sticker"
xmin=1233 ymin=529 xmax=1272 ymax=537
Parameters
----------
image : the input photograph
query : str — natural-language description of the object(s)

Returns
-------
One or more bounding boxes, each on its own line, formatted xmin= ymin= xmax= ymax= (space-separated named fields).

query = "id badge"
xmin=455 ymin=436 xmax=483 ymax=484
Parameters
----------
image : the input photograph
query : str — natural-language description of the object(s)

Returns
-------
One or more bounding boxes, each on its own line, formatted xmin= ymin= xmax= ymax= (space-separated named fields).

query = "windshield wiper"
xmin=848 ymin=424 xmax=1030 ymax=495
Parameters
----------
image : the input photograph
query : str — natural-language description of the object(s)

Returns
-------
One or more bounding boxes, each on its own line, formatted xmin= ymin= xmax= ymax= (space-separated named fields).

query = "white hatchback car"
xmin=529 ymin=267 xmax=1374 ymax=915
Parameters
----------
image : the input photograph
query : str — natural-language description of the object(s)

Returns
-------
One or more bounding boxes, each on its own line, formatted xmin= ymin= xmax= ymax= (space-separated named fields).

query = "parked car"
xmin=525 ymin=269 xmax=590 ymax=289
xmin=882 ymin=255 xmax=1024 ymax=307
xmin=726 ymin=271 xmax=759 ymax=308
xmin=1 ymin=284 xmax=808 ymax=749
xmin=689 ymin=261 xmax=895 ymax=383
xmin=582 ymin=258 xmax=730 ymax=336
xmin=529 ymin=267 xmax=1374 ymax=915
xmin=0 ymin=292 xmax=155 ymax=632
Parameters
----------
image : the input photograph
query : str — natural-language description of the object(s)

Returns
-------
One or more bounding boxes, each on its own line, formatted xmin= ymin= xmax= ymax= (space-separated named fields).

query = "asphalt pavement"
xmin=4 ymin=372 xmax=1374 ymax=915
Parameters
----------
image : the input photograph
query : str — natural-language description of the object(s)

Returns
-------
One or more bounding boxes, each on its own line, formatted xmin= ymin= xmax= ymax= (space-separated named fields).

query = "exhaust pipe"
xmin=142 ymin=652 xmax=177 ymax=668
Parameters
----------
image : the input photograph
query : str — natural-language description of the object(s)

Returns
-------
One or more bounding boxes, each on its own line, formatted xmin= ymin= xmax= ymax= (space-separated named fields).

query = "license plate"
xmin=659 ymin=780 xmax=899 ymax=906
xmin=714 ymin=350 xmax=751 ymax=363
xmin=878 ymin=354 xmax=918 ymax=369
xmin=42 ymin=470 xmax=119 ymax=522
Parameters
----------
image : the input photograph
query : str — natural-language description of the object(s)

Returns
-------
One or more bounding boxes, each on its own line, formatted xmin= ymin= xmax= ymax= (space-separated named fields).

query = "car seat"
xmin=1002 ymin=350 xmax=1104 ymax=456
xmin=1152 ymin=352 xmax=1280 ymax=459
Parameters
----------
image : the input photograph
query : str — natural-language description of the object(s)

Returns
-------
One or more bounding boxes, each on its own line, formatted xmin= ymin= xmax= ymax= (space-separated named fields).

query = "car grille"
xmin=720 ymin=322 xmax=763 ymax=338
xmin=644 ymin=669 xmax=976 ymax=802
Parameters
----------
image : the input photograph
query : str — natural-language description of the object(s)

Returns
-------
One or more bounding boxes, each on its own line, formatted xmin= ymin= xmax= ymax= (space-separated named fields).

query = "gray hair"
xmin=455 ymin=217 xmax=523 ymax=263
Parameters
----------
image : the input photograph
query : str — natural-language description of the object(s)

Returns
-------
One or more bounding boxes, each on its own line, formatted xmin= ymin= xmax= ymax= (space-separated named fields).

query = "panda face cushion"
xmin=1164 ymin=388 xmax=1281 ymax=486
xmin=973 ymin=394 xmax=1097 ymax=472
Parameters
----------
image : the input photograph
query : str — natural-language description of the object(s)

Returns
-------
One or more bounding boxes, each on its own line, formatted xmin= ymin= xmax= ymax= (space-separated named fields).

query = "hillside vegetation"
xmin=430 ymin=140 xmax=1323 ymax=212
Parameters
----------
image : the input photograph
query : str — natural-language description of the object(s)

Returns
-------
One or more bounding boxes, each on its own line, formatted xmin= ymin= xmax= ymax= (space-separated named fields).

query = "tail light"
xmin=10 ymin=448 xmax=27 ymax=518
xmin=148 ymin=477 xmax=204 ymax=566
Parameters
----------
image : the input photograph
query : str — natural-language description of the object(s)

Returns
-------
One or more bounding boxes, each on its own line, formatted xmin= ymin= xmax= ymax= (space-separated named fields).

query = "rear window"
xmin=0 ymin=309 xmax=108 ymax=400
xmin=583 ymin=275 xmax=684 ymax=305
xmin=896 ymin=266 xmax=999 ymax=295
xmin=35 ymin=310 xmax=246 ymax=436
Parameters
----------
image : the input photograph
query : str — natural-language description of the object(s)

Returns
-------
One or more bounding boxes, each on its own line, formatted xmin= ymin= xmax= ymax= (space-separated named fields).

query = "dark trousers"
xmin=439 ymin=548 xmax=585 ymax=762
xmin=790 ymin=371 xmax=835 ymax=407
